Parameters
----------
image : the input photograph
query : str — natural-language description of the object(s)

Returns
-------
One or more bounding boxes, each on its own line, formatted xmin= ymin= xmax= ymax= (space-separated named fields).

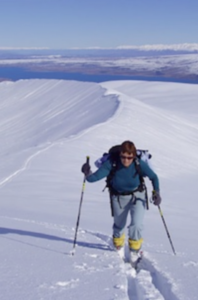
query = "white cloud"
xmin=116 ymin=43 xmax=198 ymax=52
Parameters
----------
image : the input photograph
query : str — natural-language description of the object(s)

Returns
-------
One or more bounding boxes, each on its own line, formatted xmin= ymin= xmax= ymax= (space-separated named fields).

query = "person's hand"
xmin=81 ymin=162 xmax=91 ymax=176
xmin=152 ymin=191 xmax=162 ymax=206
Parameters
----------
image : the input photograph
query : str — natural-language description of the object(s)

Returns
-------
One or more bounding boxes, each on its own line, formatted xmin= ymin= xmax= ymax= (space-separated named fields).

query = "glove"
xmin=81 ymin=162 xmax=91 ymax=176
xmin=152 ymin=190 xmax=162 ymax=206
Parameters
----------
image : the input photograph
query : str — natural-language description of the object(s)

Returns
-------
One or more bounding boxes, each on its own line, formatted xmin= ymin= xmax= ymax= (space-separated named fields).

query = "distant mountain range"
xmin=1 ymin=43 xmax=198 ymax=58
xmin=0 ymin=44 xmax=198 ymax=83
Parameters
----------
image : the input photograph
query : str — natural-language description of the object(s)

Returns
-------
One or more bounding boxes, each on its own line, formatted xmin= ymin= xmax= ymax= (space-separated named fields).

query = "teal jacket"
xmin=86 ymin=159 xmax=159 ymax=193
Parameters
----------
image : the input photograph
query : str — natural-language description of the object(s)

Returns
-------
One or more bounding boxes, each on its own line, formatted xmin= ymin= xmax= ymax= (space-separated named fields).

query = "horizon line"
xmin=1 ymin=43 xmax=198 ymax=51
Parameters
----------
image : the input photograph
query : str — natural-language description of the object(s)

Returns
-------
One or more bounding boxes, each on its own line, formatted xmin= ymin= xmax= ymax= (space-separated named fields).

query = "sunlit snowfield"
xmin=0 ymin=79 xmax=198 ymax=300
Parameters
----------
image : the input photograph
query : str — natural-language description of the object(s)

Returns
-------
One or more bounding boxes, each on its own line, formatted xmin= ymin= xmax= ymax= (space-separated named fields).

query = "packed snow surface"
xmin=0 ymin=79 xmax=198 ymax=300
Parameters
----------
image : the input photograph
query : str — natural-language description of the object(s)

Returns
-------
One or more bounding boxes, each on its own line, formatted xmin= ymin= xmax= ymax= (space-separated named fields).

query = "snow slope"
xmin=0 ymin=79 xmax=198 ymax=300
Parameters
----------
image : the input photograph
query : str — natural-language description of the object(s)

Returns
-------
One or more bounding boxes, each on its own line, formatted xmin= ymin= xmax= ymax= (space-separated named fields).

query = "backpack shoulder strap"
xmin=105 ymin=146 xmax=121 ymax=190
xmin=134 ymin=157 xmax=149 ymax=209
xmin=133 ymin=157 xmax=142 ymax=178
xmin=133 ymin=157 xmax=145 ymax=188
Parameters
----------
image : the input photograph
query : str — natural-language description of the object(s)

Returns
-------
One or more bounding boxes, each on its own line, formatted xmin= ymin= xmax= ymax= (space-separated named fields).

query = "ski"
xmin=131 ymin=253 xmax=143 ymax=272
xmin=116 ymin=246 xmax=125 ymax=261
xmin=114 ymin=245 xmax=144 ymax=275
xmin=128 ymin=250 xmax=144 ymax=275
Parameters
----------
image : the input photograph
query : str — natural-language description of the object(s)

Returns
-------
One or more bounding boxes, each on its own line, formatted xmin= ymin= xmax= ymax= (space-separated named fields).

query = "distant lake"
xmin=0 ymin=65 xmax=198 ymax=84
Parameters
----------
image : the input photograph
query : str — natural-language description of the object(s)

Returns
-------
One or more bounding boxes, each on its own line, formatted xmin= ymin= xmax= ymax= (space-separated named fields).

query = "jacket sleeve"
xmin=86 ymin=160 xmax=112 ymax=182
xmin=140 ymin=160 xmax=160 ymax=191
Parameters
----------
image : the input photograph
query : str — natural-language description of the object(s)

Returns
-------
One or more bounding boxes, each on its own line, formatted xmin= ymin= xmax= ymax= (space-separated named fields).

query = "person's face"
xmin=120 ymin=152 xmax=134 ymax=167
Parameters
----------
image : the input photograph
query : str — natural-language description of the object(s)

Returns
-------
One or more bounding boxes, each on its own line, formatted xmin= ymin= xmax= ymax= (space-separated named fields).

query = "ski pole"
xmin=71 ymin=156 xmax=89 ymax=255
xmin=158 ymin=205 xmax=176 ymax=255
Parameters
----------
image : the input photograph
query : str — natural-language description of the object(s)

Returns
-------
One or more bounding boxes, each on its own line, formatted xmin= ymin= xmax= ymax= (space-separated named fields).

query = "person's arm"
xmin=140 ymin=160 xmax=160 ymax=191
xmin=86 ymin=160 xmax=112 ymax=182
xmin=140 ymin=160 xmax=162 ymax=206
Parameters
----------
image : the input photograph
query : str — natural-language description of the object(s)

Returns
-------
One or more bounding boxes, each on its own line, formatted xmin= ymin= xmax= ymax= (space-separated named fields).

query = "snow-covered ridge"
xmin=100 ymin=80 xmax=198 ymax=178
xmin=0 ymin=79 xmax=198 ymax=300
xmin=0 ymin=79 xmax=118 ymax=181
xmin=1 ymin=79 xmax=198 ymax=182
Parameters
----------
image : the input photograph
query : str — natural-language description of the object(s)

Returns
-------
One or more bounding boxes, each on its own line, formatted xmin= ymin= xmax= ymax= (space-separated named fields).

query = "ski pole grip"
xmin=86 ymin=156 xmax=90 ymax=164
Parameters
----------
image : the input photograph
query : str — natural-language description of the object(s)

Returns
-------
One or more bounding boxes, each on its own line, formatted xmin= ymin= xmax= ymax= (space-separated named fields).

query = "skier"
xmin=81 ymin=140 xmax=161 ymax=264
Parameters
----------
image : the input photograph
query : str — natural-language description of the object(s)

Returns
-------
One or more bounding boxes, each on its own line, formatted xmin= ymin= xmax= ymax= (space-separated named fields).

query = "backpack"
xmin=95 ymin=145 xmax=152 ymax=169
xmin=94 ymin=145 xmax=152 ymax=212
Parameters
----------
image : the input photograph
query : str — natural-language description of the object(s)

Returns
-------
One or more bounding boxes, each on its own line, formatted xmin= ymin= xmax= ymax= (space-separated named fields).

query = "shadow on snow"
xmin=0 ymin=227 xmax=112 ymax=252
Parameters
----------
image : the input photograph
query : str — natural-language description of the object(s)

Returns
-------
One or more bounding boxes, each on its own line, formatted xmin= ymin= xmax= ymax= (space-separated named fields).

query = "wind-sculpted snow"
xmin=0 ymin=79 xmax=198 ymax=300
xmin=0 ymin=80 xmax=119 ymax=146
xmin=101 ymin=81 xmax=198 ymax=177
xmin=0 ymin=79 xmax=119 ymax=182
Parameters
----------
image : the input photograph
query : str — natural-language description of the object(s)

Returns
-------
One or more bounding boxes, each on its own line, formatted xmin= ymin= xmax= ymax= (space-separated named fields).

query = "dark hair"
xmin=120 ymin=140 xmax=137 ymax=156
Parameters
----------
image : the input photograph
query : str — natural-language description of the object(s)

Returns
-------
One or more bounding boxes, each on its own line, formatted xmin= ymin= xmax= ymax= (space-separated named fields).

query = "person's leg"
xmin=128 ymin=191 xmax=146 ymax=252
xmin=112 ymin=194 xmax=132 ymax=248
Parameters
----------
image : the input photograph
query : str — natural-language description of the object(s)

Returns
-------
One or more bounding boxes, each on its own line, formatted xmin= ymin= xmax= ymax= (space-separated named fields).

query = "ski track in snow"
xmin=0 ymin=143 xmax=54 ymax=188
xmin=89 ymin=231 xmax=181 ymax=300
xmin=1 ymin=80 xmax=198 ymax=299
xmin=0 ymin=141 xmax=184 ymax=300
xmin=1 ymin=215 xmax=181 ymax=300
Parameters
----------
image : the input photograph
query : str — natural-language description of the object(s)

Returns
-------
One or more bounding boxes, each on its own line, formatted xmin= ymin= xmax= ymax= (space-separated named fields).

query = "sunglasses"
xmin=120 ymin=155 xmax=133 ymax=160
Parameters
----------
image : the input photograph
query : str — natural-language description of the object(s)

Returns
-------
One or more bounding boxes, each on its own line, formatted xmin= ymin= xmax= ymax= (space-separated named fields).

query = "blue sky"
xmin=0 ymin=0 xmax=198 ymax=49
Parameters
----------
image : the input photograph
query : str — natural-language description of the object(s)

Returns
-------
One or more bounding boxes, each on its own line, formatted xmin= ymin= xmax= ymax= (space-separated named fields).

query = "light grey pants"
xmin=112 ymin=190 xmax=146 ymax=240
